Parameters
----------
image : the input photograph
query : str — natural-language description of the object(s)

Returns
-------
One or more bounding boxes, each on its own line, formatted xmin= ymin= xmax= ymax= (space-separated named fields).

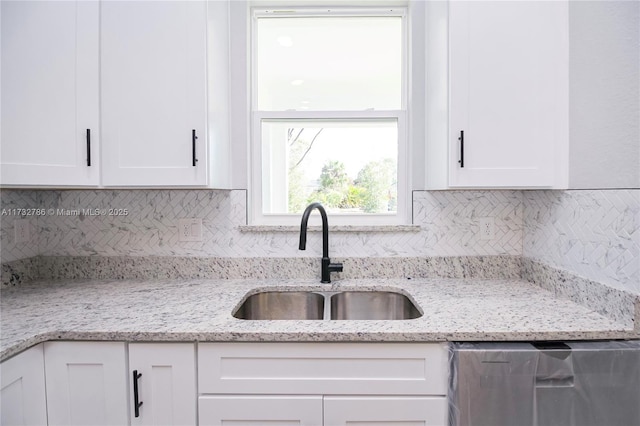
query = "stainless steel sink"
xmin=330 ymin=291 xmax=422 ymax=320
xmin=234 ymin=290 xmax=421 ymax=320
xmin=233 ymin=291 xmax=325 ymax=320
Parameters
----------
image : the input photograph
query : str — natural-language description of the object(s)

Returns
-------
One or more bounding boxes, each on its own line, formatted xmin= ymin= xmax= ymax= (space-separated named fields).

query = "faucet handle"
xmin=328 ymin=262 xmax=343 ymax=273
xmin=321 ymin=257 xmax=343 ymax=283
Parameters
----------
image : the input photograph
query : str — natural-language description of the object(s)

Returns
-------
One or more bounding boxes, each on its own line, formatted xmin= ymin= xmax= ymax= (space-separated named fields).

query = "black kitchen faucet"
xmin=299 ymin=202 xmax=343 ymax=283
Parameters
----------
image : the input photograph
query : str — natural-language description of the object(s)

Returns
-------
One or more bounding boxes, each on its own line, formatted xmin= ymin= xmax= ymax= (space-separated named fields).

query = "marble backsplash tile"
xmin=412 ymin=190 xmax=523 ymax=256
xmin=2 ymin=189 xmax=524 ymax=262
xmin=523 ymin=189 xmax=639 ymax=294
xmin=0 ymin=190 xmax=41 ymax=263
xmin=37 ymin=190 xmax=244 ymax=257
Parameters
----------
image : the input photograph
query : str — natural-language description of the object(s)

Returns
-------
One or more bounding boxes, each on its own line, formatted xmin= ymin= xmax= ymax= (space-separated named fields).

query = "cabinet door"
xmin=0 ymin=345 xmax=47 ymax=426
xmin=129 ymin=343 xmax=196 ymax=426
xmin=449 ymin=1 xmax=568 ymax=187
xmin=101 ymin=0 xmax=207 ymax=186
xmin=44 ymin=342 xmax=128 ymax=426
xmin=324 ymin=396 xmax=448 ymax=426
xmin=199 ymin=395 xmax=323 ymax=426
xmin=0 ymin=0 xmax=99 ymax=186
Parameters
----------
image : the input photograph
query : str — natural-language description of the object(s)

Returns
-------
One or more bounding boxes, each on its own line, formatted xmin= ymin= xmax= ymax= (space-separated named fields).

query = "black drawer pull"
xmin=192 ymin=129 xmax=198 ymax=166
xmin=458 ymin=130 xmax=464 ymax=168
xmin=86 ymin=129 xmax=91 ymax=167
xmin=133 ymin=370 xmax=143 ymax=417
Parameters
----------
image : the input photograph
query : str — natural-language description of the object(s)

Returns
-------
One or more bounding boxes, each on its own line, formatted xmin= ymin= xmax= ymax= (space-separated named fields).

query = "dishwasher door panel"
xmin=449 ymin=341 xmax=640 ymax=426
xmin=538 ymin=343 xmax=640 ymax=426
xmin=450 ymin=343 xmax=538 ymax=426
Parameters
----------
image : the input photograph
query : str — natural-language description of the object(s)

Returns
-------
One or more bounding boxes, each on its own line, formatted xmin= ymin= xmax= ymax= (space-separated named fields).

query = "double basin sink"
xmin=234 ymin=290 xmax=422 ymax=321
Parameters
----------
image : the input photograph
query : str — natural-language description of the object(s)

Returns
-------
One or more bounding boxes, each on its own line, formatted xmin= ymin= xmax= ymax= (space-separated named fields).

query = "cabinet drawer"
xmin=324 ymin=396 xmax=448 ymax=426
xmin=199 ymin=395 xmax=323 ymax=425
xmin=198 ymin=342 xmax=448 ymax=395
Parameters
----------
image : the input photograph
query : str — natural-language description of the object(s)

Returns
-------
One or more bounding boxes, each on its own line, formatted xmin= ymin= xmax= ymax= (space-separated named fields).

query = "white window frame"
xmin=249 ymin=5 xmax=411 ymax=226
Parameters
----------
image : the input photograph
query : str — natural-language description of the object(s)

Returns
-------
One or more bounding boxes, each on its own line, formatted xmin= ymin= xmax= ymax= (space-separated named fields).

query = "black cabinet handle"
xmin=192 ymin=129 xmax=198 ymax=166
xmin=133 ymin=370 xmax=143 ymax=418
xmin=86 ymin=129 xmax=91 ymax=167
xmin=458 ymin=130 xmax=464 ymax=168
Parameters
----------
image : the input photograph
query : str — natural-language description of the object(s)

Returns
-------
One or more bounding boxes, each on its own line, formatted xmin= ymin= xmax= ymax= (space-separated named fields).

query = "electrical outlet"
xmin=178 ymin=218 xmax=203 ymax=242
xmin=479 ymin=217 xmax=495 ymax=240
xmin=14 ymin=219 xmax=31 ymax=243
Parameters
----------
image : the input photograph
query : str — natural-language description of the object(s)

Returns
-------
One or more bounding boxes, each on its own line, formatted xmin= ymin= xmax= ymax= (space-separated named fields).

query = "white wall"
xmin=569 ymin=0 xmax=640 ymax=189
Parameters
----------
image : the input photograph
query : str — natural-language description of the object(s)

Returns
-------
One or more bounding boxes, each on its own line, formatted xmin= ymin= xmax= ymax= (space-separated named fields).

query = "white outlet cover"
xmin=178 ymin=218 xmax=203 ymax=242
xmin=479 ymin=217 xmax=495 ymax=240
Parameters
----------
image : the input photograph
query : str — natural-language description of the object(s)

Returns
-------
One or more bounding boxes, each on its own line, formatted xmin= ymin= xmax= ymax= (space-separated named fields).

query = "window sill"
xmin=238 ymin=225 xmax=421 ymax=233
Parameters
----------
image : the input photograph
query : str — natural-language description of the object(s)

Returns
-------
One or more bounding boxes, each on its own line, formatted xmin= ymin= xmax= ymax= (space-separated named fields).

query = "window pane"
xmin=261 ymin=120 xmax=398 ymax=215
xmin=257 ymin=16 xmax=402 ymax=111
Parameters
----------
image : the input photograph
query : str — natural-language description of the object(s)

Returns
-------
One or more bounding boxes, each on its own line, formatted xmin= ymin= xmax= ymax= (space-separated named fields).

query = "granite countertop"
xmin=2 ymin=277 xmax=639 ymax=361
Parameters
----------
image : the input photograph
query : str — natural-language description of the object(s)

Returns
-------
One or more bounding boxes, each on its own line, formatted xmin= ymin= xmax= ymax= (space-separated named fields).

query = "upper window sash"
xmin=253 ymin=7 xmax=407 ymax=18
xmin=254 ymin=110 xmax=404 ymax=119
xmin=251 ymin=6 xmax=408 ymax=113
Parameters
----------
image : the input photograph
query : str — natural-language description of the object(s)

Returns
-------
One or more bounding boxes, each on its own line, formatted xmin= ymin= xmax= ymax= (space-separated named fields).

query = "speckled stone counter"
xmin=3 ymin=255 xmax=522 ymax=286
xmin=2 ymin=277 xmax=638 ymax=361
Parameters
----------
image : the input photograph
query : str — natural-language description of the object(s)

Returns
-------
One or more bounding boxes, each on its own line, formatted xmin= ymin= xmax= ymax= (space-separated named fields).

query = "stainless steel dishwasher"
xmin=449 ymin=341 xmax=640 ymax=426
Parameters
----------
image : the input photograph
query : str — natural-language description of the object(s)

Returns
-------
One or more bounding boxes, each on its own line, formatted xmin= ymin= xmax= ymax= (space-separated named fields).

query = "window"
xmin=251 ymin=7 xmax=408 ymax=225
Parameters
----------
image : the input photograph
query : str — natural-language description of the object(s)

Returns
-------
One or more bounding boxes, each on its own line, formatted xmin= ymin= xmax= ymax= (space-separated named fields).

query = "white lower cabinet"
xmin=1 ymin=341 xmax=197 ymax=426
xmin=0 ymin=344 xmax=48 ymax=426
xmin=198 ymin=343 xmax=449 ymax=426
xmin=44 ymin=341 xmax=129 ymax=426
xmin=2 ymin=341 xmax=447 ymax=426
xmin=129 ymin=343 xmax=197 ymax=426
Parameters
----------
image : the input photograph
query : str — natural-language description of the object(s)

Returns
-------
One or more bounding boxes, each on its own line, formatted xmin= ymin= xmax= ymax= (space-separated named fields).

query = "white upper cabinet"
xmin=101 ymin=0 xmax=208 ymax=186
xmin=1 ymin=0 xmax=100 ymax=186
xmin=448 ymin=1 xmax=568 ymax=188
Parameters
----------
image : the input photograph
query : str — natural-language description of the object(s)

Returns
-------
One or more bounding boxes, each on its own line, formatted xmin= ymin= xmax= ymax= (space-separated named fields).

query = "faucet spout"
xmin=299 ymin=202 xmax=343 ymax=283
